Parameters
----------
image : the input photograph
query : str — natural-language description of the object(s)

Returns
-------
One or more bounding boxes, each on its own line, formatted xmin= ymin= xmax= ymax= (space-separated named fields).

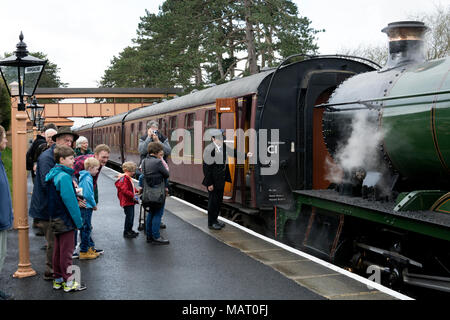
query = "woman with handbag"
xmin=141 ymin=142 xmax=170 ymax=245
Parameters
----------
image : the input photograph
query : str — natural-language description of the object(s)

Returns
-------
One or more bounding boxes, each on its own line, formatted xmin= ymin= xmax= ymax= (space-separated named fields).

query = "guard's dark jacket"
xmin=202 ymin=144 xmax=245 ymax=189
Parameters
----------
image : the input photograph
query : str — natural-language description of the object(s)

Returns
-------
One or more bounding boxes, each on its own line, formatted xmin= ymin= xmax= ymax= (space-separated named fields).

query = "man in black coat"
xmin=26 ymin=131 xmax=46 ymax=182
xmin=202 ymin=129 xmax=251 ymax=230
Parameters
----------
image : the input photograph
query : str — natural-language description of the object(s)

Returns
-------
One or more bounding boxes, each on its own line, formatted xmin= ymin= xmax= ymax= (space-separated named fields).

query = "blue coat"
xmin=0 ymin=151 xmax=13 ymax=231
xmin=29 ymin=144 xmax=56 ymax=220
xmin=78 ymin=170 xmax=96 ymax=209
xmin=45 ymin=164 xmax=82 ymax=230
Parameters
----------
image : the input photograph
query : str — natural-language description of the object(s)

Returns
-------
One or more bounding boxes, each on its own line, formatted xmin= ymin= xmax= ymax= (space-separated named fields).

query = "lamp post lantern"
xmin=0 ymin=32 xmax=47 ymax=278
xmin=36 ymin=117 xmax=46 ymax=132
xmin=26 ymin=96 xmax=45 ymax=127
xmin=0 ymin=32 xmax=47 ymax=110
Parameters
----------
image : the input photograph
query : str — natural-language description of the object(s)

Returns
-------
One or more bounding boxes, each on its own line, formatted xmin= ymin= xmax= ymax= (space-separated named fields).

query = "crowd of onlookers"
xmin=0 ymin=117 xmax=244 ymax=298
xmin=0 ymin=119 xmax=173 ymax=297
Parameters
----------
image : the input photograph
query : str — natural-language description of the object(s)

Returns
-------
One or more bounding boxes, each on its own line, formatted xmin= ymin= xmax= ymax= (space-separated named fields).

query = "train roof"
xmin=93 ymin=111 xmax=129 ymax=128
xmin=75 ymin=121 xmax=98 ymax=131
xmin=124 ymin=70 xmax=273 ymax=122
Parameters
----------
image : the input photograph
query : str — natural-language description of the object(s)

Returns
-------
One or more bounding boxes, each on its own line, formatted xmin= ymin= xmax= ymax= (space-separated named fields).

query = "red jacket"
xmin=115 ymin=175 xmax=137 ymax=207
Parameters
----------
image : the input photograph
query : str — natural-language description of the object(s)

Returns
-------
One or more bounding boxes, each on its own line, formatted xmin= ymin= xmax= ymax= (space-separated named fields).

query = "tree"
xmin=100 ymin=0 xmax=322 ymax=91
xmin=412 ymin=4 xmax=450 ymax=59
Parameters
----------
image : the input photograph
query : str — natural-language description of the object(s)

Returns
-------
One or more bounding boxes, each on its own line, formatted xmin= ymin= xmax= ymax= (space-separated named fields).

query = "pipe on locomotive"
xmin=316 ymin=89 xmax=450 ymax=112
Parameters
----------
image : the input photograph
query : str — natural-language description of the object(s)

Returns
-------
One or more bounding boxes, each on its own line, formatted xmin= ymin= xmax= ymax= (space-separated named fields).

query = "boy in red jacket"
xmin=115 ymin=161 xmax=139 ymax=238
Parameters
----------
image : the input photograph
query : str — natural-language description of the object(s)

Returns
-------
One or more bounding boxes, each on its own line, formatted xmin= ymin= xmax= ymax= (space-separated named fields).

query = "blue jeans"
xmin=123 ymin=205 xmax=135 ymax=233
xmin=146 ymin=202 xmax=165 ymax=239
xmin=80 ymin=208 xmax=95 ymax=252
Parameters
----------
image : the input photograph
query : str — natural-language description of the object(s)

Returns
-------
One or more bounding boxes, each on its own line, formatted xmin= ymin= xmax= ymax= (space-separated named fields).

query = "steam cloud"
xmin=326 ymin=110 xmax=387 ymax=184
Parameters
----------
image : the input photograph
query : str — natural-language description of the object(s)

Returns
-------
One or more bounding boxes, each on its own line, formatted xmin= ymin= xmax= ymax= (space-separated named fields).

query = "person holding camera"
xmin=138 ymin=120 xmax=171 ymax=164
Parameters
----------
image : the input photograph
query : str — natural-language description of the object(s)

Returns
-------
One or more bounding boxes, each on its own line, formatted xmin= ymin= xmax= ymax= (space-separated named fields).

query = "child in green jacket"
xmin=45 ymin=145 xmax=85 ymax=293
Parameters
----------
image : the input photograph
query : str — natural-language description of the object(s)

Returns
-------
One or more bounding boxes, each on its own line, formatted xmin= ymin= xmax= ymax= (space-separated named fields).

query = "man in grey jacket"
xmin=138 ymin=120 xmax=171 ymax=164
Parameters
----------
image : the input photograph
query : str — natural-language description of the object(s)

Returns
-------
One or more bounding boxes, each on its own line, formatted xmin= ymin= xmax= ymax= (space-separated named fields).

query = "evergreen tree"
xmin=100 ymin=0 xmax=322 ymax=91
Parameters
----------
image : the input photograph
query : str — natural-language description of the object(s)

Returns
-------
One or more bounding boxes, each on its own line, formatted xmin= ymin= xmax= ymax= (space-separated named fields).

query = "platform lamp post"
xmin=0 ymin=32 xmax=47 ymax=278
xmin=26 ymin=96 xmax=45 ymax=138
xmin=37 ymin=116 xmax=46 ymax=132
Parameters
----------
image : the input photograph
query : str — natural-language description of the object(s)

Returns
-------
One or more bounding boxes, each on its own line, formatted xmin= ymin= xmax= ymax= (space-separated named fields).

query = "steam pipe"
xmin=316 ymin=89 xmax=450 ymax=112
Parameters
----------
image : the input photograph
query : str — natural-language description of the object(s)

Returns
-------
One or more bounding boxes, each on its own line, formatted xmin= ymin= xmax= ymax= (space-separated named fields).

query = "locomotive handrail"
xmin=317 ymin=89 xmax=450 ymax=112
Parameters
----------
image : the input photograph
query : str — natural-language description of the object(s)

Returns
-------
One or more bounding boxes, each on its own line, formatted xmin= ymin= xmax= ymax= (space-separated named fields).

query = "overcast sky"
xmin=0 ymin=0 xmax=448 ymax=88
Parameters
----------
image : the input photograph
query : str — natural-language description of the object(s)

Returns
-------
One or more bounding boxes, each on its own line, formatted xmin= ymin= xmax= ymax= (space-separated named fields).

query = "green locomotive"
xmin=278 ymin=21 xmax=450 ymax=294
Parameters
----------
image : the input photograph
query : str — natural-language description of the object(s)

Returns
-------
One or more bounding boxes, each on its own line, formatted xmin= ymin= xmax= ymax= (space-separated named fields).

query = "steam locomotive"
xmin=75 ymin=21 xmax=450 ymax=294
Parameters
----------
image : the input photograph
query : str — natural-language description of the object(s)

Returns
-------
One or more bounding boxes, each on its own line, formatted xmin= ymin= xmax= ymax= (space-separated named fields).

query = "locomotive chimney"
xmin=381 ymin=21 xmax=429 ymax=69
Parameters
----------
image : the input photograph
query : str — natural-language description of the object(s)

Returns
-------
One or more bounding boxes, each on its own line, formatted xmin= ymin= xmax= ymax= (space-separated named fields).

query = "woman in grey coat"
xmin=141 ymin=142 xmax=170 ymax=244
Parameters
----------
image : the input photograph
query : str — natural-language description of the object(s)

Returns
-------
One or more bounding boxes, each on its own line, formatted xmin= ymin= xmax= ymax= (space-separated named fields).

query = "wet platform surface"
xmin=0 ymin=167 xmax=404 ymax=300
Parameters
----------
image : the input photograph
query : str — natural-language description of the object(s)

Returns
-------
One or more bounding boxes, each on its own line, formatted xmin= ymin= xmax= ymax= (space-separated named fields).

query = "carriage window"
xmin=185 ymin=113 xmax=195 ymax=129
xmin=138 ymin=121 xmax=144 ymax=141
xmin=169 ymin=116 xmax=177 ymax=129
xmin=130 ymin=123 xmax=135 ymax=149
xmin=184 ymin=113 xmax=196 ymax=157
xmin=204 ymin=109 xmax=216 ymax=128
xmin=168 ymin=115 xmax=178 ymax=148
xmin=160 ymin=118 xmax=167 ymax=137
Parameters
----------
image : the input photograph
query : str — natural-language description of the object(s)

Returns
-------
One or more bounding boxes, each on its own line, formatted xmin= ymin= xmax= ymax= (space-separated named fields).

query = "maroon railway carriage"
xmin=74 ymin=56 xmax=375 ymax=213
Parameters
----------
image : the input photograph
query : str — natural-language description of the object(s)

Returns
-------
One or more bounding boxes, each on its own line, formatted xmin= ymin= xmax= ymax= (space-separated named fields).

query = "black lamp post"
xmin=0 ymin=32 xmax=47 ymax=111
xmin=26 ymin=96 xmax=45 ymax=127
xmin=0 ymin=32 xmax=47 ymax=279
xmin=37 ymin=117 xmax=46 ymax=132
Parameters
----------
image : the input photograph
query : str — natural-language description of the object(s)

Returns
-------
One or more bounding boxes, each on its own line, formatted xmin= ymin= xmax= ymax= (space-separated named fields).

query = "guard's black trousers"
xmin=207 ymin=187 xmax=224 ymax=226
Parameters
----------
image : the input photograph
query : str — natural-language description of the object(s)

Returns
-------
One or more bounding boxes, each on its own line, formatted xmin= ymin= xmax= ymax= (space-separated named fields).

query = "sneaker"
xmin=91 ymin=247 xmax=104 ymax=255
xmin=63 ymin=281 xmax=86 ymax=293
xmin=53 ymin=280 xmax=64 ymax=290
xmin=79 ymin=250 xmax=98 ymax=260
xmin=88 ymin=247 xmax=100 ymax=257
xmin=72 ymin=252 xmax=79 ymax=259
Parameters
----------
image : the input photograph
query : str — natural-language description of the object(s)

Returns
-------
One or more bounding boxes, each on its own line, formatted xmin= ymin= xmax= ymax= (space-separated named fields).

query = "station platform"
xmin=0 ymin=167 xmax=411 ymax=303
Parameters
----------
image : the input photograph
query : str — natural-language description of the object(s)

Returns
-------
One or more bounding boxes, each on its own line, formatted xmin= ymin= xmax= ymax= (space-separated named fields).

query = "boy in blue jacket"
xmin=78 ymin=157 xmax=100 ymax=260
xmin=45 ymin=145 xmax=85 ymax=292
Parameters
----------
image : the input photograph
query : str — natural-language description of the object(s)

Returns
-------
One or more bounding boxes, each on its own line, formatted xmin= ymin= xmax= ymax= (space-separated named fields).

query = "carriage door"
xmin=215 ymin=98 xmax=238 ymax=200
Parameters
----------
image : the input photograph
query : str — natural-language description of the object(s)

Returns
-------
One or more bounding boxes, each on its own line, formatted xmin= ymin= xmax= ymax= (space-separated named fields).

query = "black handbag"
xmin=141 ymin=159 xmax=165 ymax=206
